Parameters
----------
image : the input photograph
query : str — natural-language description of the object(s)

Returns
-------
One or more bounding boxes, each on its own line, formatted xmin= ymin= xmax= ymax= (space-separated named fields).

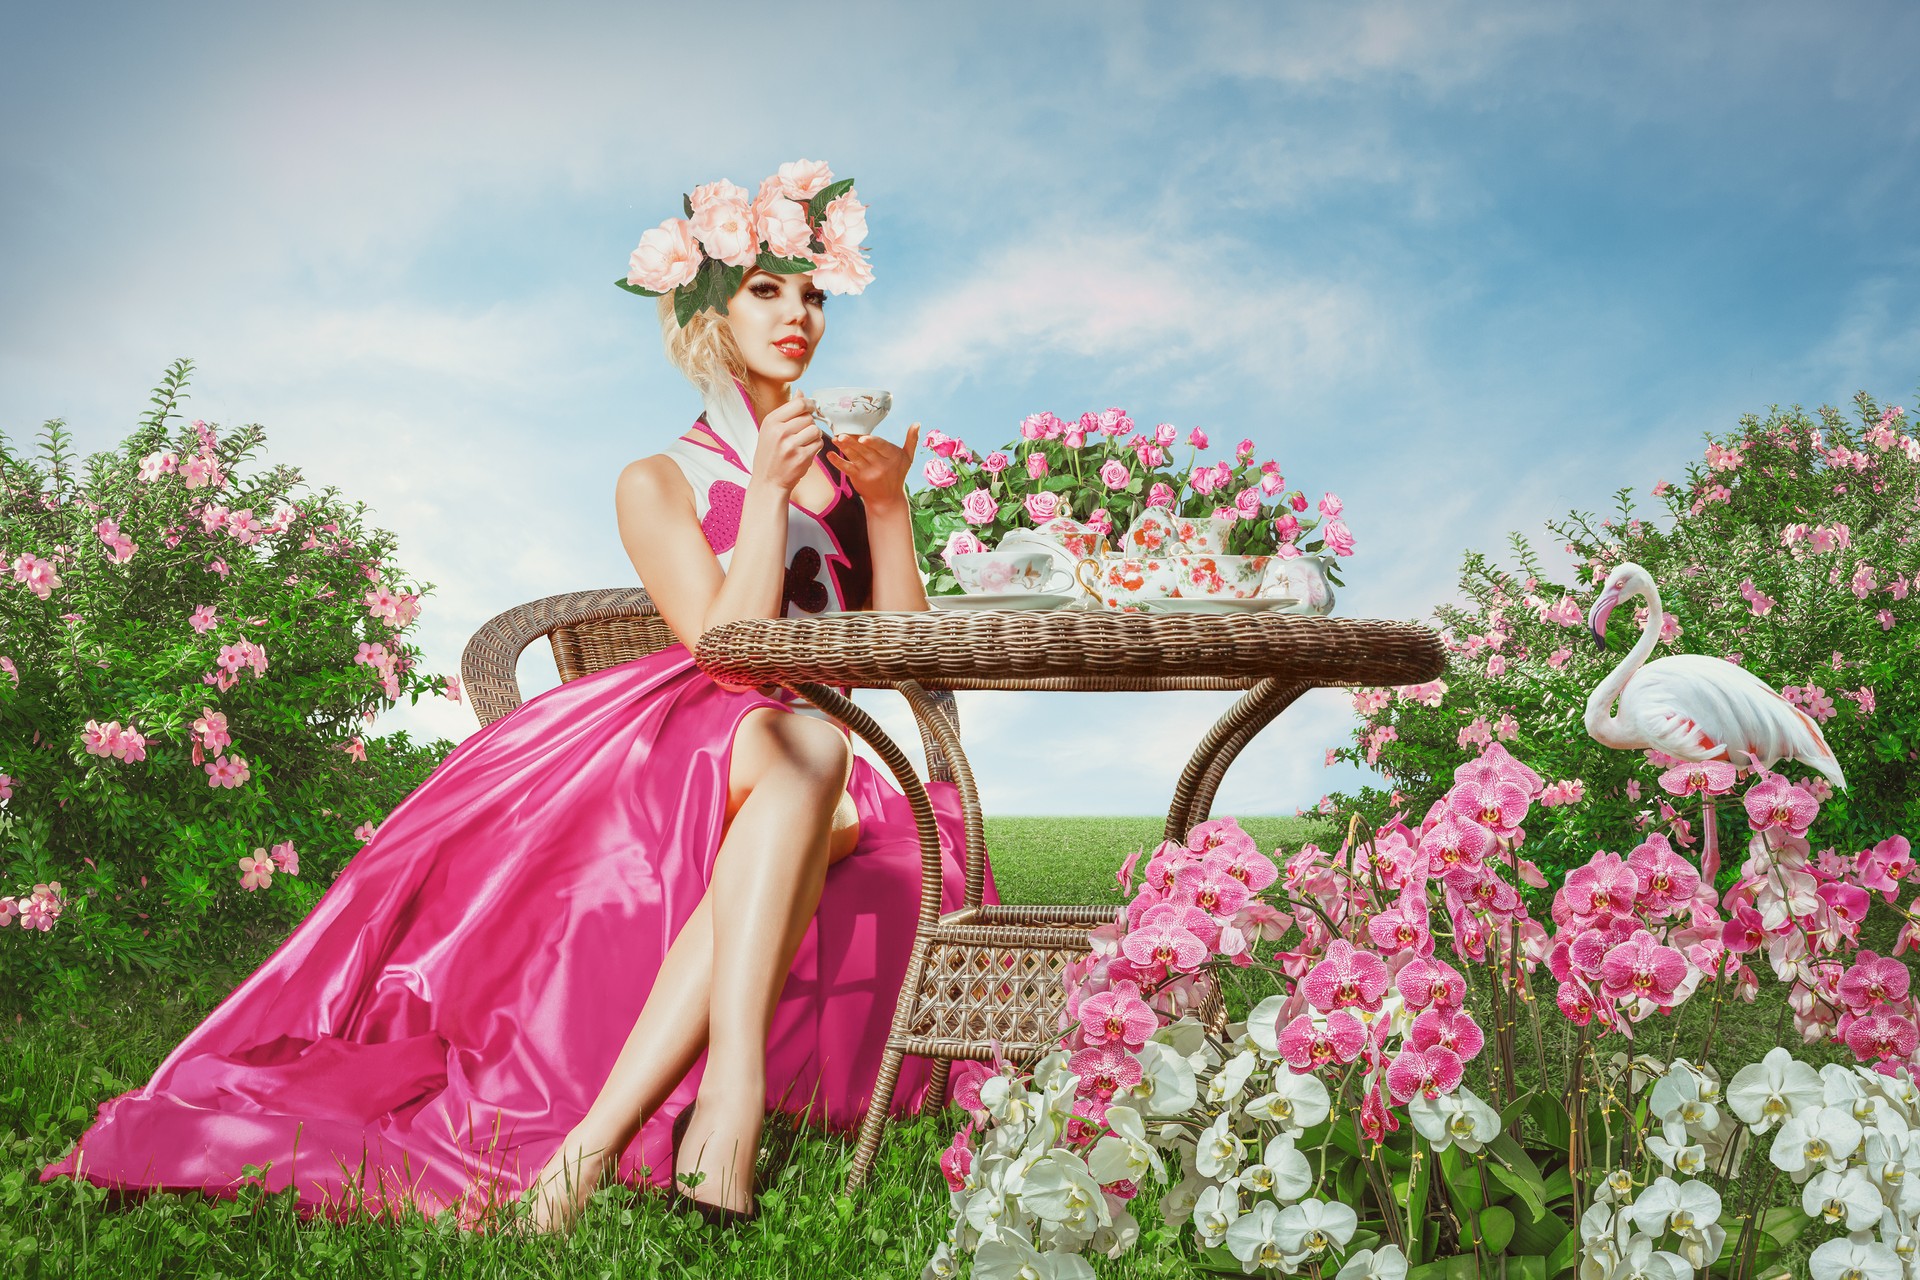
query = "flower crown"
xmin=617 ymin=159 xmax=873 ymax=327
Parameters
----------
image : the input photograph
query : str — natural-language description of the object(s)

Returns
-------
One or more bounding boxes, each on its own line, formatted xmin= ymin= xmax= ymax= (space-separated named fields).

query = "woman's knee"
xmin=729 ymin=709 xmax=852 ymax=807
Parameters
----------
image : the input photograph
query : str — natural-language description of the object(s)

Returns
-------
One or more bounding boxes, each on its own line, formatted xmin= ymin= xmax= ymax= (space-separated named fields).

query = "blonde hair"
xmin=656 ymin=293 xmax=747 ymax=392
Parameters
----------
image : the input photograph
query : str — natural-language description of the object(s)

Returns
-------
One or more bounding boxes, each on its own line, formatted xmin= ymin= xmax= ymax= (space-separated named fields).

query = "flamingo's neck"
xmin=1585 ymin=573 xmax=1663 ymax=748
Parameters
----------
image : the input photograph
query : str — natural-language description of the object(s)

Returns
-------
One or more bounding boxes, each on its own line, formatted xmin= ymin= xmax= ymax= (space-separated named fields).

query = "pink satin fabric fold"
xmin=41 ymin=645 xmax=998 ymax=1221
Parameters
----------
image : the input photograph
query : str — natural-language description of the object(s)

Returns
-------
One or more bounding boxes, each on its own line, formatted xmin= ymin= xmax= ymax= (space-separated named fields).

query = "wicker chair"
xmin=459 ymin=585 xmax=967 ymax=776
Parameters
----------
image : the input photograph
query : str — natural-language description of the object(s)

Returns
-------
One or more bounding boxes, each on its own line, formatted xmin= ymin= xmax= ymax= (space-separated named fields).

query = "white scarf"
xmin=662 ymin=378 xmax=853 ymax=616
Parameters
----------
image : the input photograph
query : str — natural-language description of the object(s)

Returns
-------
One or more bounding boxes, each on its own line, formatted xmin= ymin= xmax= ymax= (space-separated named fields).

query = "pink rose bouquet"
xmin=908 ymin=406 xmax=1351 ymax=595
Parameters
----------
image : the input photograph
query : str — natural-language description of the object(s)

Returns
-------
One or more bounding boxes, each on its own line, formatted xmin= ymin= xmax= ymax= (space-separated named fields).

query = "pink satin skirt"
xmin=41 ymin=644 xmax=996 ymax=1222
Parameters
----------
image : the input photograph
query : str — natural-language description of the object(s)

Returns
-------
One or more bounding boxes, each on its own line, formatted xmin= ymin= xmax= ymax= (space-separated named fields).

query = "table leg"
xmin=1164 ymin=679 xmax=1313 ymax=843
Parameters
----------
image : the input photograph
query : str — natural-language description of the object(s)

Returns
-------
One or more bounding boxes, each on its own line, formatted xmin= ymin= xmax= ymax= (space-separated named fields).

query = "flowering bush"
xmin=0 ymin=361 xmax=461 ymax=1008
xmin=924 ymin=738 xmax=1920 ymax=1278
xmin=906 ymin=408 xmax=1354 ymax=595
xmin=1330 ymin=392 xmax=1920 ymax=882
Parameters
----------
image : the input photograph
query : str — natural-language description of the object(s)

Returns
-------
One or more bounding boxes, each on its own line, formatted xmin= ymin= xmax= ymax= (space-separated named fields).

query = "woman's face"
xmin=725 ymin=268 xmax=825 ymax=387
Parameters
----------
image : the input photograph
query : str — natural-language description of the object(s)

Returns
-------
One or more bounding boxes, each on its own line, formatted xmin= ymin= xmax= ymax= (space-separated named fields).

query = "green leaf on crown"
xmin=757 ymin=250 xmax=817 ymax=274
xmin=614 ymin=276 xmax=663 ymax=298
xmin=682 ymin=192 xmax=694 ymax=219
xmin=672 ymin=274 xmax=702 ymax=327
xmin=709 ymin=262 xmax=744 ymax=316
xmin=806 ymin=177 xmax=856 ymax=224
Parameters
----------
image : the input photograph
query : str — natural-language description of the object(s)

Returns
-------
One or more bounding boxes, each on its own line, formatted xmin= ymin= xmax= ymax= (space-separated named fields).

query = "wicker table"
xmin=693 ymin=609 xmax=1446 ymax=1192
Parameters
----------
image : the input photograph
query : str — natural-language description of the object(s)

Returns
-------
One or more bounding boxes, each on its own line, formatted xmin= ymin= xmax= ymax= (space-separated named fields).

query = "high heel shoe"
xmin=668 ymin=1101 xmax=759 ymax=1228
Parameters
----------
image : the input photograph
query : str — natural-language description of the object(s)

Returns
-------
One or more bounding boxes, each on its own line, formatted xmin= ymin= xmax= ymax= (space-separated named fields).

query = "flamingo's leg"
xmin=1701 ymin=796 xmax=1720 ymax=885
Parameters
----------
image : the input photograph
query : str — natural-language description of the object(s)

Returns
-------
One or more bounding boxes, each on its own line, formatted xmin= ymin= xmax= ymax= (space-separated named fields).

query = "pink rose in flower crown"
xmin=960 ymin=488 xmax=999 ymax=526
xmin=1024 ymin=492 xmax=1061 ymax=523
xmin=775 ymin=158 xmax=835 ymax=201
xmin=1098 ymin=459 xmax=1130 ymax=491
xmin=627 ymin=218 xmax=704 ymax=293
xmin=690 ymin=193 xmax=759 ymax=269
xmin=755 ymin=195 xmax=813 ymax=258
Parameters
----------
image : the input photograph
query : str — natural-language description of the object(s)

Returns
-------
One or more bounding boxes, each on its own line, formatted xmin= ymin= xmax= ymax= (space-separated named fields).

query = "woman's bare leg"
xmin=530 ymin=709 xmax=856 ymax=1228
xmin=674 ymin=711 xmax=851 ymax=1213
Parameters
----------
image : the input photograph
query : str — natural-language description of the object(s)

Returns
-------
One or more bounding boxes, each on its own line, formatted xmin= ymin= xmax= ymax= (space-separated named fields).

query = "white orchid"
xmin=1195 ymin=1110 xmax=1245 ymax=1180
xmin=1224 ymin=1199 xmax=1287 ymax=1272
xmin=1157 ymin=1170 xmax=1207 ymax=1230
xmin=1606 ymin=1234 xmax=1693 ymax=1280
xmin=1649 ymin=1064 xmax=1722 ymax=1148
xmin=1205 ymin=1050 xmax=1259 ymax=1107
xmin=1274 ymin=1198 xmax=1358 ymax=1264
xmin=921 ymin=1240 xmax=959 ymax=1280
xmin=1808 ymin=1237 xmax=1903 ymax=1280
xmin=1727 ymin=1046 xmax=1823 ymax=1134
xmin=1083 ymin=1104 xmax=1165 ymax=1187
xmin=1409 ymin=1085 xmax=1501 ymax=1153
xmin=1019 ymin=1150 xmax=1111 ymax=1243
xmin=1644 ymin=1134 xmax=1707 ymax=1176
xmin=1086 ymin=1199 xmax=1139 ymax=1259
xmin=1193 ymin=1182 xmax=1240 ymax=1249
xmin=971 ymin=1225 xmax=1098 ymax=1280
xmin=1628 ymin=1176 xmax=1719 ymax=1237
xmin=1336 ymin=1244 xmax=1409 ymax=1280
xmin=1261 ymin=1132 xmax=1315 ymax=1201
xmin=1248 ymin=1066 xmax=1330 ymax=1134
xmin=1802 ymin=1166 xmax=1885 ymax=1232
xmin=1864 ymin=1128 xmax=1920 ymax=1215
xmin=1127 ymin=1040 xmax=1198 ymax=1117
xmin=1771 ymin=1104 xmax=1866 ymax=1182
xmin=1245 ymin=994 xmax=1291 ymax=1057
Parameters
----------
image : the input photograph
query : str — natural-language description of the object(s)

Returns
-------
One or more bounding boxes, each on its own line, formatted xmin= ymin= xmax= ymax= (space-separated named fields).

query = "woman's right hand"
xmin=750 ymin=390 xmax=824 ymax=493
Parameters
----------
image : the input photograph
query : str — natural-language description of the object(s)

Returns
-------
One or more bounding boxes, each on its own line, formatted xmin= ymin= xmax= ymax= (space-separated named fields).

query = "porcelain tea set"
xmin=936 ymin=508 xmax=1338 ymax=616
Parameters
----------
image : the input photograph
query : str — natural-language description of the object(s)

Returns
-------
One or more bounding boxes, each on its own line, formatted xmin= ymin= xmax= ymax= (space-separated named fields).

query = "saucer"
xmin=929 ymin=592 xmax=1079 ymax=612
xmin=1140 ymin=596 xmax=1297 ymax=615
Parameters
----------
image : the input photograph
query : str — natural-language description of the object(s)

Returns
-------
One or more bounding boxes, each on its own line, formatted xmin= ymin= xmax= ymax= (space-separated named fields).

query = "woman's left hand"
xmin=824 ymin=423 xmax=921 ymax=511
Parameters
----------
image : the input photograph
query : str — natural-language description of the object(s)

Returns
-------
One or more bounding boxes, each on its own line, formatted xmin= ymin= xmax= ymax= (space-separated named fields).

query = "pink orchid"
xmin=1598 ymin=929 xmax=1687 ymax=1006
xmin=1743 ymin=773 xmax=1818 ymax=836
xmin=1366 ymin=896 xmax=1434 ymax=957
xmin=938 ymin=1123 xmax=974 ymax=1191
xmin=1119 ymin=902 xmax=1210 ymax=973
xmin=1067 ymin=1043 xmax=1143 ymax=1099
xmin=1409 ymin=1007 xmax=1485 ymax=1061
xmin=1657 ymin=760 xmax=1737 ymax=797
xmin=1274 ymin=1011 xmax=1369 ymax=1070
xmin=1395 ymin=955 xmax=1467 ymax=1011
xmin=1079 ymin=984 xmax=1157 ymax=1049
xmin=1446 ymin=774 xmax=1530 ymax=835
xmin=1301 ymin=940 xmax=1390 ymax=1013
xmin=1857 ymin=837 xmax=1913 ymax=901
xmin=1846 ymin=1014 xmax=1919 ymax=1065
xmin=1627 ymin=833 xmax=1699 ymax=916
xmin=1386 ymin=1046 xmax=1464 ymax=1103
xmin=1838 ymin=953 xmax=1911 ymax=1011
xmin=1168 ymin=859 xmax=1253 ymax=919
xmin=1418 ymin=815 xmax=1494 ymax=879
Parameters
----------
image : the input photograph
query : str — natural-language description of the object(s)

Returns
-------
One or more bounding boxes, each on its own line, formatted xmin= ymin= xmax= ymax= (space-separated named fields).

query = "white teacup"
xmin=808 ymin=387 xmax=894 ymax=441
xmin=949 ymin=549 xmax=1074 ymax=596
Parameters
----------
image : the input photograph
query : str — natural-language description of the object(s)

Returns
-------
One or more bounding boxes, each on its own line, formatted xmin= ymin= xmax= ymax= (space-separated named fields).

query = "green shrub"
xmin=1330 ymin=390 xmax=1920 ymax=881
xmin=0 ymin=360 xmax=461 ymax=1008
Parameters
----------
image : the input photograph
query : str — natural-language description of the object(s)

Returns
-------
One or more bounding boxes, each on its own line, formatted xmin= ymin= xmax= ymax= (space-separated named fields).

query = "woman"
xmin=41 ymin=160 xmax=997 ymax=1233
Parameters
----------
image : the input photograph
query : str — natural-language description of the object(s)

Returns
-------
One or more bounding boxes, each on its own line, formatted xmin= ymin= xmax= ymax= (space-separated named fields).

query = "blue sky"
xmin=3 ymin=1 xmax=1916 ymax=815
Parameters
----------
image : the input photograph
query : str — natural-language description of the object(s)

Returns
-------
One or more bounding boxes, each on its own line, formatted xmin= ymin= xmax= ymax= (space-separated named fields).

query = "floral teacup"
xmin=948 ymin=550 xmax=1074 ymax=596
xmin=1175 ymin=554 xmax=1271 ymax=600
xmin=1076 ymin=556 xmax=1176 ymax=612
xmin=1120 ymin=508 xmax=1180 ymax=556
xmin=1029 ymin=515 xmax=1109 ymax=562
xmin=1172 ymin=515 xmax=1234 ymax=555
xmin=808 ymin=387 xmax=894 ymax=441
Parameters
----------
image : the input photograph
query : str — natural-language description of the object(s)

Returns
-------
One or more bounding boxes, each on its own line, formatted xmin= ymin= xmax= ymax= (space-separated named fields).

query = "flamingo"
xmin=1584 ymin=561 xmax=1845 ymax=880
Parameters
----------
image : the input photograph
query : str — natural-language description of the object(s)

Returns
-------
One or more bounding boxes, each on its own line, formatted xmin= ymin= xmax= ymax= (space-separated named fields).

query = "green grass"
xmin=0 ymin=816 xmax=1892 ymax=1277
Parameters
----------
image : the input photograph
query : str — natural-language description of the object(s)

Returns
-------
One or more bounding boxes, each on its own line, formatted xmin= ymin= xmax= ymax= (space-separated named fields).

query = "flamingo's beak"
xmin=1587 ymin=588 xmax=1618 ymax=647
